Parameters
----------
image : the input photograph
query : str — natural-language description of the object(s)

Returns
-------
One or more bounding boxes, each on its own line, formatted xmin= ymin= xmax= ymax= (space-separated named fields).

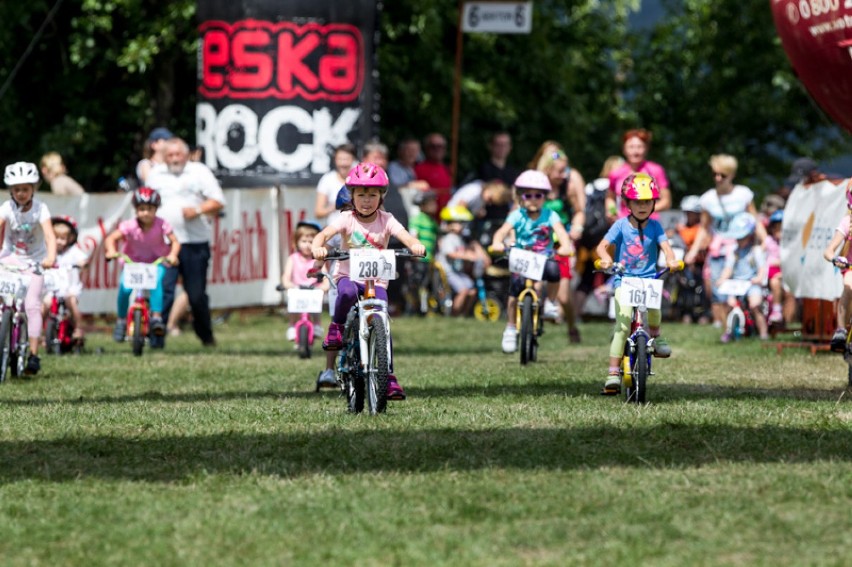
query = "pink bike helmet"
xmin=622 ymin=173 xmax=660 ymax=201
xmin=513 ymin=169 xmax=551 ymax=192
xmin=345 ymin=162 xmax=389 ymax=195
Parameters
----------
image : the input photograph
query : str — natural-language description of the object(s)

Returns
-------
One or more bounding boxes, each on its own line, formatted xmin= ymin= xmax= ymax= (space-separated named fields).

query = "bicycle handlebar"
xmin=593 ymin=259 xmax=684 ymax=278
xmin=317 ymin=248 xmax=423 ymax=262
xmin=832 ymin=256 xmax=850 ymax=269
xmin=107 ymin=253 xmax=171 ymax=267
xmin=0 ymin=259 xmax=44 ymax=276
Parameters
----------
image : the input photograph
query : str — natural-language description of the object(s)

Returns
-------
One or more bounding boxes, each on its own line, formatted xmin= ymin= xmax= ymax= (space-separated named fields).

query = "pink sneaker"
xmin=768 ymin=309 xmax=783 ymax=324
xmin=322 ymin=322 xmax=344 ymax=351
xmin=387 ymin=375 xmax=406 ymax=400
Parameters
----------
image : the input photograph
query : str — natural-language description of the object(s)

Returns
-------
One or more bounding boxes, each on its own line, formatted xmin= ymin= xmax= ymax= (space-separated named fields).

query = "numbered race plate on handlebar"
xmin=621 ymin=277 xmax=664 ymax=309
xmin=717 ymin=279 xmax=753 ymax=298
xmin=43 ymin=267 xmax=71 ymax=294
xmin=350 ymin=249 xmax=397 ymax=282
xmin=123 ymin=263 xmax=159 ymax=290
xmin=508 ymin=248 xmax=547 ymax=281
xmin=0 ymin=271 xmax=32 ymax=300
xmin=287 ymin=288 xmax=324 ymax=314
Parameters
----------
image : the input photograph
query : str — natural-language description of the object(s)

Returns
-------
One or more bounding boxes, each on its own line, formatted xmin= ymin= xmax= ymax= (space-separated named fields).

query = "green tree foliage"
xmin=0 ymin=0 xmax=847 ymax=194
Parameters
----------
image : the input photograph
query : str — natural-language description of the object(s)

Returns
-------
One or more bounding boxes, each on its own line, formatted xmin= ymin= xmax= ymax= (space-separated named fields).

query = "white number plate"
xmin=123 ymin=263 xmax=159 ymax=290
xmin=287 ymin=288 xmax=324 ymax=314
xmin=508 ymin=248 xmax=547 ymax=281
xmin=717 ymin=279 xmax=753 ymax=297
xmin=44 ymin=268 xmax=71 ymax=293
xmin=621 ymin=277 xmax=663 ymax=309
xmin=350 ymin=249 xmax=396 ymax=281
xmin=0 ymin=272 xmax=30 ymax=297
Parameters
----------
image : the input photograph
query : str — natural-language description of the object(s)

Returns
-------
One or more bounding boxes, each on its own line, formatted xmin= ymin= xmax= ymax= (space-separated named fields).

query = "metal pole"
xmin=451 ymin=0 xmax=465 ymax=185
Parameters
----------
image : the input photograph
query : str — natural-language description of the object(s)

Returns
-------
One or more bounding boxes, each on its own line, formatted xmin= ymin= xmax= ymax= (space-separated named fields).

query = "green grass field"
xmin=1 ymin=314 xmax=850 ymax=566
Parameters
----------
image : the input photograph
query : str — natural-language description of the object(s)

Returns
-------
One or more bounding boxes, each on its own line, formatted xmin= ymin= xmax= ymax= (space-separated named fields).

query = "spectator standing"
xmin=476 ymin=131 xmax=521 ymax=187
xmin=136 ymin=127 xmax=173 ymax=184
xmin=314 ymin=143 xmax=357 ymax=228
xmin=606 ymin=128 xmax=672 ymax=219
xmin=388 ymin=137 xmax=429 ymax=192
xmin=39 ymin=152 xmax=85 ymax=196
xmin=414 ymin=133 xmax=454 ymax=213
xmin=684 ymin=154 xmax=764 ymax=329
xmin=147 ymin=138 xmax=225 ymax=347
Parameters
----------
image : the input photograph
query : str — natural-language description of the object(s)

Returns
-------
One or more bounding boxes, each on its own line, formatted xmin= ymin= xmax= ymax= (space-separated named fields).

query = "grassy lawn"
xmin=1 ymin=314 xmax=850 ymax=566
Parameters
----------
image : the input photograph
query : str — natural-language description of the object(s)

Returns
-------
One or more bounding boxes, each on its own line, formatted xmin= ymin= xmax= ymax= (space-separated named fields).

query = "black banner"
xmin=196 ymin=0 xmax=379 ymax=187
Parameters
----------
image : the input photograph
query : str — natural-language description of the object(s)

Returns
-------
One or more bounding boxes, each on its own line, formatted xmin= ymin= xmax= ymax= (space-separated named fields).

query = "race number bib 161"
xmin=620 ymin=277 xmax=663 ymax=309
xmin=122 ymin=263 xmax=159 ymax=290
xmin=350 ymin=249 xmax=396 ymax=281
xmin=287 ymin=288 xmax=324 ymax=314
xmin=508 ymin=248 xmax=547 ymax=281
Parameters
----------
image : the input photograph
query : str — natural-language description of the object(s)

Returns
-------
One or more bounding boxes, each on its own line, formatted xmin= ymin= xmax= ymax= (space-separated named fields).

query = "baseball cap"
xmin=147 ymin=127 xmax=174 ymax=142
xmin=784 ymin=157 xmax=819 ymax=188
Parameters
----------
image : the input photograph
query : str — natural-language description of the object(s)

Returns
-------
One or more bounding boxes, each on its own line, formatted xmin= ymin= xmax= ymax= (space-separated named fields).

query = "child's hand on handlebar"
xmin=594 ymin=258 xmax=613 ymax=270
xmin=166 ymin=254 xmax=180 ymax=267
xmin=667 ymin=259 xmax=685 ymax=272
xmin=312 ymin=247 xmax=328 ymax=261
xmin=105 ymin=251 xmax=120 ymax=260
xmin=410 ymin=243 xmax=426 ymax=257
xmin=832 ymin=256 xmax=849 ymax=269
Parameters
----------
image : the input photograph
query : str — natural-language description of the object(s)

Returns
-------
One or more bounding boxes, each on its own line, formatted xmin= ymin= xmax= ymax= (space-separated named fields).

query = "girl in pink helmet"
xmin=595 ymin=173 xmax=681 ymax=395
xmin=311 ymin=162 xmax=426 ymax=400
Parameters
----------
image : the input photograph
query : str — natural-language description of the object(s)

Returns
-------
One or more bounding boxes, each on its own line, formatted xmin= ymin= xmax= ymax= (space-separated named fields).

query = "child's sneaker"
xmin=720 ymin=332 xmax=732 ymax=344
xmin=830 ymin=327 xmax=847 ymax=353
xmin=150 ymin=316 xmax=166 ymax=336
xmin=601 ymin=373 xmax=621 ymax=396
xmin=652 ymin=337 xmax=671 ymax=358
xmin=501 ymin=327 xmax=518 ymax=353
xmin=316 ymin=368 xmax=337 ymax=389
xmin=113 ymin=319 xmax=127 ymax=342
xmin=24 ymin=354 xmax=40 ymax=376
xmin=542 ymin=299 xmax=561 ymax=321
xmin=768 ymin=307 xmax=783 ymax=324
xmin=286 ymin=326 xmax=297 ymax=341
xmin=322 ymin=322 xmax=343 ymax=351
xmin=387 ymin=375 xmax=406 ymax=400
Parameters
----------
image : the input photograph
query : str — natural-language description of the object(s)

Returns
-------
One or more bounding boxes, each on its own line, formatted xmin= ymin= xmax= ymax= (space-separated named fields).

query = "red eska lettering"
xmin=199 ymin=20 xmax=364 ymax=102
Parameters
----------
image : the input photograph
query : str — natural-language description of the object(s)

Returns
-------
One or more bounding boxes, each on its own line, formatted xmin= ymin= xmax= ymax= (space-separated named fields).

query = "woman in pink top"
xmin=312 ymin=163 xmax=426 ymax=400
xmin=606 ymin=128 xmax=672 ymax=220
xmin=104 ymin=187 xmax=181 ymax=339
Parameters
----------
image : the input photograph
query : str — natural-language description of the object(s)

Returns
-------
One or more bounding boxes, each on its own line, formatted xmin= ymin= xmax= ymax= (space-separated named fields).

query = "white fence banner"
xmin=40 ymin=187 xmax=321 ymax=313
xmin=780 ymin=179 xmax=846 ymax=300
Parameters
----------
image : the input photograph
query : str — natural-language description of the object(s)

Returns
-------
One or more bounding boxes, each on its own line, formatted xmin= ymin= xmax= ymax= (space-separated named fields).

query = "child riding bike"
xmin=823 ymin=183 xmax=852 ymax=352
xmin=311 ymin=162 xmax=426 ymax=400
xmin=0 ymin=162 xmax=57 ymax=375
xmin=595 ymin=172 xmax=680 ymax=395
xmin=104 ymin=187 xmax=180 ymax=341
xmin=491 ymin=169 xmax=572 ymax=353
xmin=715 ymin=212 xmax=769 ymax=342
xmin=42 ymin=216 xmax=88 ymax=344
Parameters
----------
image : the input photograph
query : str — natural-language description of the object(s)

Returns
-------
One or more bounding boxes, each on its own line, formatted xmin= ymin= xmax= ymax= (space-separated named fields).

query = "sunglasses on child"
xmin=521 ymin=191 xmax=547 ymax=200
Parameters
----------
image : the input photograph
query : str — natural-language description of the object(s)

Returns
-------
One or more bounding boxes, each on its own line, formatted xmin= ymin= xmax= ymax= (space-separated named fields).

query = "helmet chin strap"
xmin=628 ymin=201 xmax=656 ymax=242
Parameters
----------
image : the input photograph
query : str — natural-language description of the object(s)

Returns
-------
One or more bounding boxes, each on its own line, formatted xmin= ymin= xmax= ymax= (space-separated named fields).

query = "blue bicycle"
xmin=596 ymin=260 xmax=682 ymax=404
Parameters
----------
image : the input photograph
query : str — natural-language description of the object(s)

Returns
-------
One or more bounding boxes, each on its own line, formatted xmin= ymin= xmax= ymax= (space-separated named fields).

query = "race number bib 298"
xmin=122 ymin=263 xmax=159 ymax=290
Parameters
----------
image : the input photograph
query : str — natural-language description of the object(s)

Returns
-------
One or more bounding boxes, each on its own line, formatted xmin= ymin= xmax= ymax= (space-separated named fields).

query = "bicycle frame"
xmin=0 ymin=261 xmax=39 ymax=380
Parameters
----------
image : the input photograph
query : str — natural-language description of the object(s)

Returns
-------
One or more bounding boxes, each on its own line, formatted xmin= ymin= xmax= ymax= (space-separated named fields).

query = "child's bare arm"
xmin=165 ymin=232 xmax=181 ymax=265
xmin=395 ymin=229 xmax=426 ymax=257
xmin=281 ymin=256 xmax=295 ymax=288
xmin=490 ymin=222 xmax=513 ymax=252
xmin=823 ymin=231 xmax=845 ymax=262
xmin=659 ymin=241 xmax=679 ymax=269
xmin=311 ymin=226 xmax=337 ymax=260
xmin=552 ymin=219 xmax=573 ymax=256
xmin=595 ymin=238 xmax=613 ymax=269
xmin=103 ymin=229 xmax=124 ymax=259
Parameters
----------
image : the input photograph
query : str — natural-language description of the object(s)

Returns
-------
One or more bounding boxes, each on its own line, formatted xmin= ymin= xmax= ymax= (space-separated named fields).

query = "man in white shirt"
xmin=147 ymin=138 xmax=225 ymax=347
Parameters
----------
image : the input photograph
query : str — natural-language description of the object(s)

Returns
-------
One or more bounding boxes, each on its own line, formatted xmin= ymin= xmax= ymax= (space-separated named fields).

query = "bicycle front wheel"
xmin=473 ymin=295 xmax=502 ymax=322
xmin=626 ymin=334 xmax=648 ymax=404
xmin=519 ymin=295 xmax=534 ymax=365
xmin=298 ymin=325 xmax=311 ymax=359
xmin=132 ymin=310 xmax=144 ymax=356
xmin=45 ymin=318 xmax=60 ymax=355
xmin=0 ymin=309 xmax=11 ymax=383
xmin=14 ymin=317 xmax=28 ymax=377
xmin=366 ymin=317 xmax=389 ymax=414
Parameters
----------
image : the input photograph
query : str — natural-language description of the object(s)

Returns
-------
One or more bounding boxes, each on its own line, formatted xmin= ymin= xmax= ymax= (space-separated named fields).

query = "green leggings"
xmin=609 ymin=286 xmax=662 ymax=358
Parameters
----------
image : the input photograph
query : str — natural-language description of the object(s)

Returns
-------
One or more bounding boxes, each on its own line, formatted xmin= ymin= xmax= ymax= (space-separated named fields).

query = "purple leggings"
xmin=333 ymin=277 xmax=389 ymax=324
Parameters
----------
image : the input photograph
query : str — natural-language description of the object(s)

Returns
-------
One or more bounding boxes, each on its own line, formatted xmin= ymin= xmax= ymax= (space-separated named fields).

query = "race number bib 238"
xmin=350 ymin=249 xmax=396 ymax=281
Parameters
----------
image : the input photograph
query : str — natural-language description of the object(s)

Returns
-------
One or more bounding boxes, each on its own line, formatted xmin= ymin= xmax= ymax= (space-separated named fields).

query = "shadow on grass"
xmin=0 ymin=424 xmax=850 ymax=483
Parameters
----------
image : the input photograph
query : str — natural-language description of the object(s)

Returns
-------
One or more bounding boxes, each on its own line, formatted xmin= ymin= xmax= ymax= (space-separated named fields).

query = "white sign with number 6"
xmin=350 ymin=249 xmax=396 ymax=281
xmin=123 ymin=263 xmax=159 ymax=290
xmin=620 ymin=277 xmax=664 ymax=309
xmin=508 ymin=248 xmax=547 ymax=281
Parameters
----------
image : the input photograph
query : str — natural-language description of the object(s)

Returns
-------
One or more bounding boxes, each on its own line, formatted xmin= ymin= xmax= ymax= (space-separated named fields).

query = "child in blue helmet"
xmin=715 ymin=212 xmax=768 ymax=341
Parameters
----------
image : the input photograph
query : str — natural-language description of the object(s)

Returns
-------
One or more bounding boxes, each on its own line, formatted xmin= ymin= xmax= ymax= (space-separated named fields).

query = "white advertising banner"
xmin=40 ymin=187 xmax=322 ymax=313
xmin=780 ymin=179 xmax=846 ymax=300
